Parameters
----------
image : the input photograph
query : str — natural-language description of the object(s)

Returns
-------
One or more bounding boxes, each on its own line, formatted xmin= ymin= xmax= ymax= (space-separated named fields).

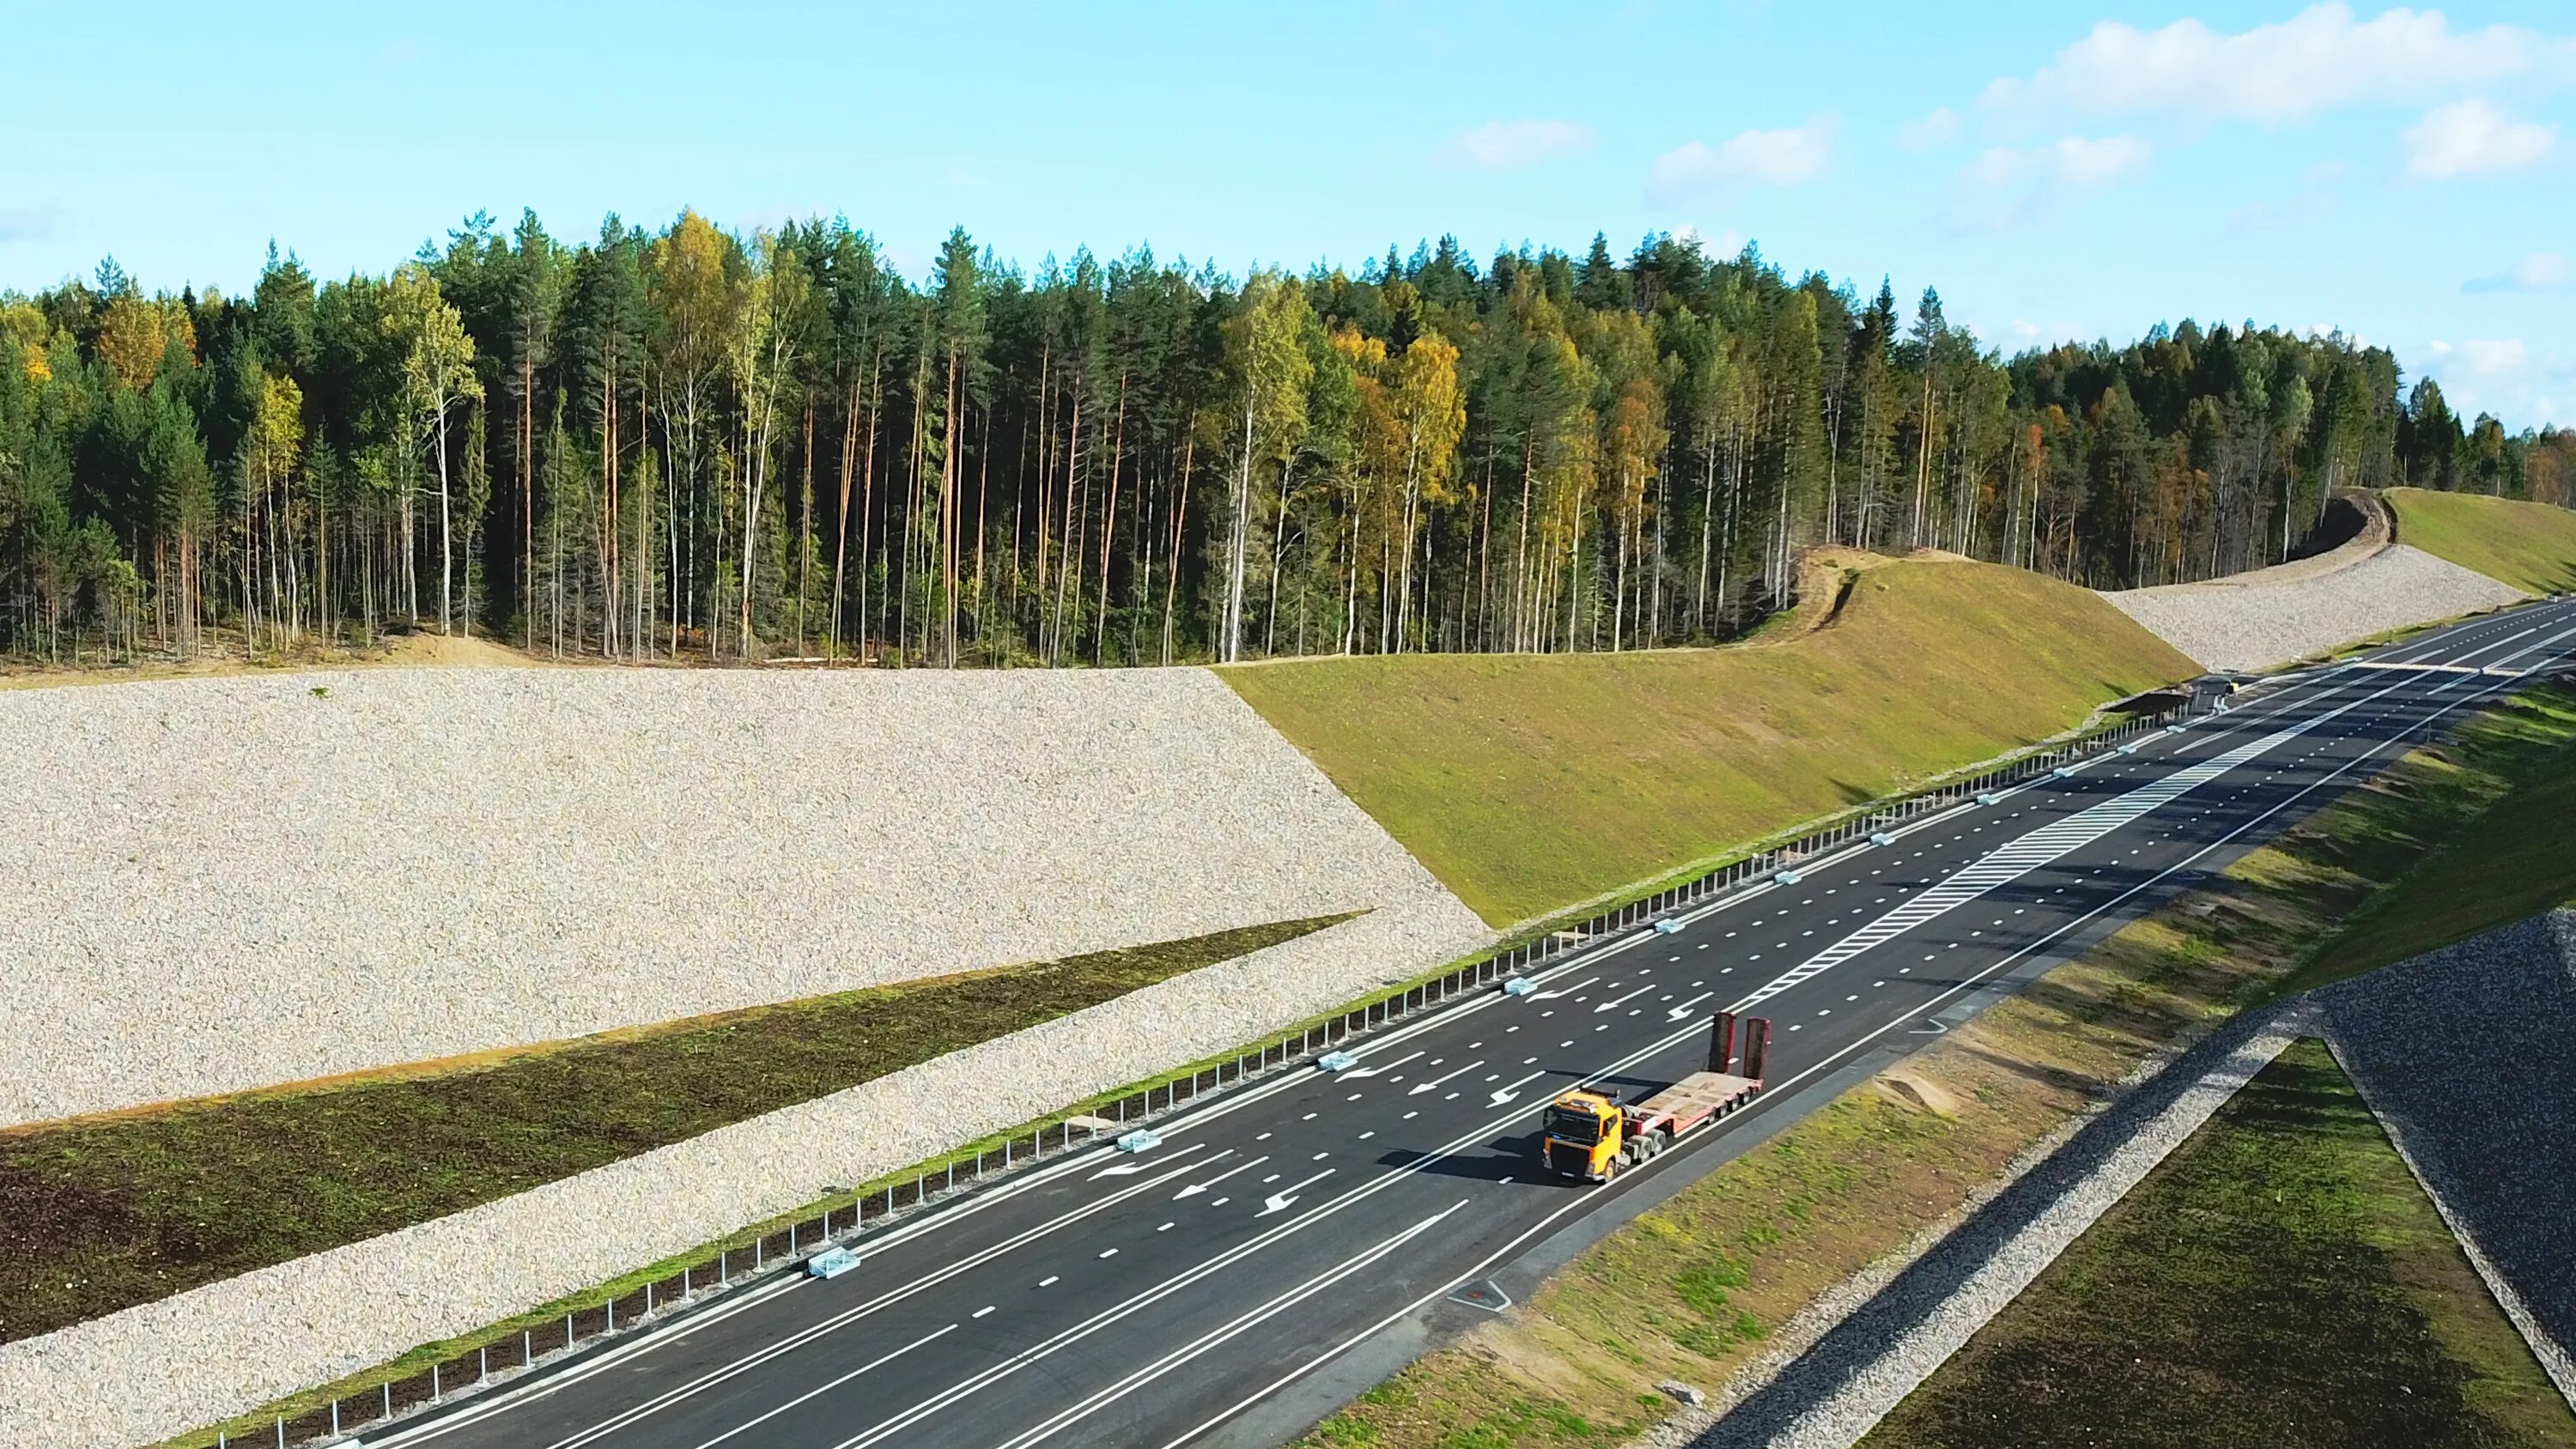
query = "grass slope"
xmin=1224 ymin=556 xmax=2195 ymax=925
xmin=1298 ymin=684 xmax=2576 ymax=1449
xmin=2281 ymin=682 xmax=2576 ymax=994
xmin=0 ymin=914 xmax=1341 ymax=1343
xmin=1861 ymin=1040 xmax=2573 ymax=1449
xmin=2386 ymin=486 xmax=2576 ymax=594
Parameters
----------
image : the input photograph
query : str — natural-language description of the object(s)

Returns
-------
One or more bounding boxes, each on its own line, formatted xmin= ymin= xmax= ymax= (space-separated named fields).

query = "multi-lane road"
xmin=369 ymin=598 xmax=2576 ymax=1449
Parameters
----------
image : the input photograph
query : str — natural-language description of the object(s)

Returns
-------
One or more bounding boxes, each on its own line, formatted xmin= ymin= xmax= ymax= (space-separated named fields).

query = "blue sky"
xmin=3 ymin=1 xmax=2567 ymax=424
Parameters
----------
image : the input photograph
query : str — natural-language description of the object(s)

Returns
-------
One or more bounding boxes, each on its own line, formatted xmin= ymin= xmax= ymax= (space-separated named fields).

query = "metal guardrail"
xmin=214 ymin=699 xmax=2192 ymax=1449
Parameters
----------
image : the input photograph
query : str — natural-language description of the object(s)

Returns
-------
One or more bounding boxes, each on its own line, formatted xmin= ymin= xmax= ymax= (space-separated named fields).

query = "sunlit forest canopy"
xmin=2 ymin=216 xmax=2563 ymax=664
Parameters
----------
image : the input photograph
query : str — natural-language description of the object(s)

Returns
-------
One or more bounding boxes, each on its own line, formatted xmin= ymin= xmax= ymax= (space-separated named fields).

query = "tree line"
xmin=3 ymin=217 xmax=2567 ymax=664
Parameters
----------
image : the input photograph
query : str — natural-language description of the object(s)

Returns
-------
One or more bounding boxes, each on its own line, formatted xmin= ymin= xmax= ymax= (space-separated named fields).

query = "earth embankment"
xmin=1224 ymin=553 xmax=2196 ymax=925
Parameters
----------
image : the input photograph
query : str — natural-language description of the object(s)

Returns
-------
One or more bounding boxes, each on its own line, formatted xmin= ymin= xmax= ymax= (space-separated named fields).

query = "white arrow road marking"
xmin=1408 ymin=1059 xmax=1485 ymax=1095
xmin=1258 ymin=1168 xmax=1336 ymax=1216
xmin=1092 ymin=1145 xmax=1222 ymax=1182
xmin=1337 ymin=1050 xmax=1424 ymax=1080
xmin=677 ymin=1324 xmax=957 ymax=1449
xmin=1173 ymin=1155 xmax=1268 ymax=1200
xmin=1528 ymin=975 xmax=1596 ymax=1002
xmin=1593 ymin=984 xmax=1656 ymax=1014
xmin=1664 ymin=992 xmax=1715 ymax=1022
xmin=1487 ymin=1069 xmax=1551 ymax=1106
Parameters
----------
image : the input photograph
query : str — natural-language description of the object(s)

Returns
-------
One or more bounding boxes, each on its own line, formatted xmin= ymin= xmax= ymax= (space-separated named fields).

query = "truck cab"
xmin=1541 ymin=1089 xmax=1627 ymax=1181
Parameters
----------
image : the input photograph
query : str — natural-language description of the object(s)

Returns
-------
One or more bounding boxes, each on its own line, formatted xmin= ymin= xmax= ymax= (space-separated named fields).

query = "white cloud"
xmin=1649 ymin=118 xmax=1836 ymax=199
xmin=1899 ymin=107 xmax=1961 ymax=150
xmin=1435 ymin=118 xmax=1594 ymax=172
xmin=2456 ymin=338 xmax=2530 ymax=377
xmin=2466 ymin=251 xmax=2572 ymax=293
xmin=2419 ymin=336 xmax=2565 ymax=421
xmin=2403 ymin=99 xmax=2555 ymax=179
xmin=1983 ymin=3 xmax=2544 ymax=123
xmin=1967 ymin=134 xmax=2153 ymax=189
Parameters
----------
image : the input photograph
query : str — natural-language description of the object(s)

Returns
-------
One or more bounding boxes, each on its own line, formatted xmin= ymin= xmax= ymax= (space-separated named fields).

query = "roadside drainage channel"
xmin=205 ymin=700 xmax=2195 ymax=1449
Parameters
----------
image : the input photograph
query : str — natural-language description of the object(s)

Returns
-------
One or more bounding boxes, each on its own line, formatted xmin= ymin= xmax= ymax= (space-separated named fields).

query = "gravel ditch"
xmin=2318 ymin=909 xmax=2576 ymax=1408
xmin=2101 ymin=543 xmax=2524 ymax=672
xmin=0 ymin=905 xmax=1484 ymax=1449
xmin=1643 ymin=1001 xmax=2315 ymax=1449
xmin=0 ymin=665 xmax=1488 ymax=1128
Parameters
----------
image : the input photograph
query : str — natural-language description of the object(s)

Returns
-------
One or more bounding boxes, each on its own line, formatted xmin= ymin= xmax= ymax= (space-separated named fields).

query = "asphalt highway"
xmin=368 ymin=598 xmax=2576 ymax=1449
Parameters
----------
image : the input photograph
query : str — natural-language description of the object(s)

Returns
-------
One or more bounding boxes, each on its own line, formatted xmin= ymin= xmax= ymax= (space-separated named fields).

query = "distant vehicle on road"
xmin=1540 ymin=1013 xmax=1770 ymax=1183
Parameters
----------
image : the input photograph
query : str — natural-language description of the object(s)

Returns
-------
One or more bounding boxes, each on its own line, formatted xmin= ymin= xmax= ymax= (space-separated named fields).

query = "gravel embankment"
xmin=2101 ymin=543 xmax=2524 ymax=672
xmin=0 ymin=665 xmax=1489 ymax=1128
xmin=1655 ymin=1003 xmax=2314 ymax=1449
xmin=0 ymin=906 xmax=1480 ymax=1449
xmin=2318 ymin=910 xmax=2576 ymax=1406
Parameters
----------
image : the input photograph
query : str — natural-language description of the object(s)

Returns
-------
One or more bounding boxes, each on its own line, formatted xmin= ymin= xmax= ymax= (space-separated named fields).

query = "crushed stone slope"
xmin=2101 ymin=542 xmax=2524 ymax=673
xmin=2319 ymin=908 xmax=2576 ymax=1400
xmin=0 ymin=665 xmax=1488 ymax=1128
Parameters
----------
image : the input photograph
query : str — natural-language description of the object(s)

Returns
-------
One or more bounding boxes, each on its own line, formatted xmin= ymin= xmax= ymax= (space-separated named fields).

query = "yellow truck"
xmin=1540 ymin=1012 xmax=1770 ymax=1183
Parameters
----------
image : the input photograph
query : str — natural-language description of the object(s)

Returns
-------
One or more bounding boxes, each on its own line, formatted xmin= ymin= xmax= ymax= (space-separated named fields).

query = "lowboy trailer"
xmin=1540 ymin=1011 xmax=1771 ymax=1183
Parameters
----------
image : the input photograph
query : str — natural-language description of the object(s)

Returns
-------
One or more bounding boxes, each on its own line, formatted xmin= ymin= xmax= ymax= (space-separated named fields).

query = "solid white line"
xmin=1150 ymin=614 xmax=2576 ymax=1449
xmin=985 ymin=1207 xmax=1469 ymax=1449
xmin=676 ymin=1323 xmax=956 ymax=1449
xmin=499 ymin=1154 xmax=1213 ymax=1449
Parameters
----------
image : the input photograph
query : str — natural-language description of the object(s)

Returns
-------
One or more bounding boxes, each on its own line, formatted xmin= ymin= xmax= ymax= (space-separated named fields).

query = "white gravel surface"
xmin=0 ymin=665 xmax=1489 ymax=1127
xmin=0 ymin=909 xmax=1479 ymax=1449
xmin=1663 ymin=1003 xmax=2313 ymax=1449
xmin=2101 ymin=543 xmax=2524 ymax=672
xmin=2319 ymin=910 xmax=2576 ymax=1409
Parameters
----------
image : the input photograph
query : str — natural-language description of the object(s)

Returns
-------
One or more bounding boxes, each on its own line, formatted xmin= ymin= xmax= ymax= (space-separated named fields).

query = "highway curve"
xmin=356 ymin=599 xmax=2576 ymax=1449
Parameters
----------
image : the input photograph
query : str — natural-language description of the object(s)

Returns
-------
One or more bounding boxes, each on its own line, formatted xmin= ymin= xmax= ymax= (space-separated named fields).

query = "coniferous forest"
xmin=2 ymin=214 xmax=2567 ymax=664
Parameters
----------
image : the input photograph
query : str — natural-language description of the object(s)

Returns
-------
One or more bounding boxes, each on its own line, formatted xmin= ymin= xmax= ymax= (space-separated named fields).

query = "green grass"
xmin=1224 ymin=556 xmax=2195 ymax=925
xmin=0 ymin=913 xmax=1344 ymax=1344
xmin=1861 ymin=1040 xmax=2575 ymax=1449
xmin=2278 ymin=683 xmax=2576 ymax=995
xmin=1296 ymin=682 xmax=2576 ymax=1449
xmin=2386 ymin=486 xmax=2576 ymax=594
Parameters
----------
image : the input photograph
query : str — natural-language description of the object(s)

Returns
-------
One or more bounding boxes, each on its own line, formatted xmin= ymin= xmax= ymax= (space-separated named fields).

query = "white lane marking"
xmin=1592 ymin=984 xmax=1655 ymax=1014
xmin=1336 ymin=1050 xmax=1424 ymax=1080
xmin=670 ymin=1324 xmax=957 ymax=1449
xmin=1038 ymin=1276 xmax=1058 ymax=1288
xmin=972 ymin=1306 xmax=995 ymax=1319
xmin=1487 ymin=1069 xmax=1550 ymax=1106
xmin=981 ymin=1208 xmax=1464 ymax=1449
xmin=1173 ymin=1155 xmax=1268 ymax=1201
xmin=492 ymin=1154 xmax=1212 ymax=1449
xmin=1735 ymin=663 xmax=2473 ymax=1011
xmin=1406 ymin=1059 xmax=1485 ymax=1096
xmin=1257 ymin=1168 xmax=1338 ymax=1217
xmin=1143 ymin=619 xmax=2576 ymax=1449
xmin=1528 ymin=976 xmax=1597 ymax=1002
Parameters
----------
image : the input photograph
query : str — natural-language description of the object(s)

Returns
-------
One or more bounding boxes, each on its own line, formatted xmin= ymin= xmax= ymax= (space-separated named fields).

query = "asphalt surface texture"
xmin=362 ymin=599 xmax=2576 ymax=1449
